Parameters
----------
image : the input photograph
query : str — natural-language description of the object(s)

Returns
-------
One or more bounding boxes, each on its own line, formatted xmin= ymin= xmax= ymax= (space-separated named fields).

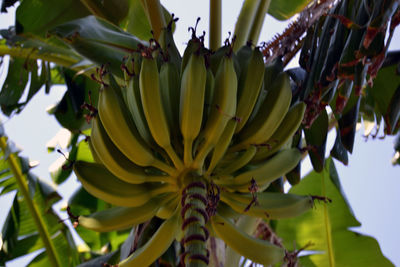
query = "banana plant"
xmin=0 ymin=0 xmax=399 ymax=266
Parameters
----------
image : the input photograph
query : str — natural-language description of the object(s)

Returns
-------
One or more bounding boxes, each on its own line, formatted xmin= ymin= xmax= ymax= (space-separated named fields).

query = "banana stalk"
xmin=181 ymin=178 xmax=209 ymax=267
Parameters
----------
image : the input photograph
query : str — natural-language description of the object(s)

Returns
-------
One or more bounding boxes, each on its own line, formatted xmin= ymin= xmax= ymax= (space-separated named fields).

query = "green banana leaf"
xmin=15 ymin=0 xmax=171 ymax=38
xmin=367 ymin=51 xmax=400 ymax=135
xmin=15 ymin=0 xmax=90 ymax=35
xmin=0 ymin=126 xmax=80 ymax=266
xmin=1 ymin=0 xmax=172 ymax=116
xmin=275 ymin=158 xmax=393 ymax=266
xmin=268 ymin=0 xmax=312 ymax=20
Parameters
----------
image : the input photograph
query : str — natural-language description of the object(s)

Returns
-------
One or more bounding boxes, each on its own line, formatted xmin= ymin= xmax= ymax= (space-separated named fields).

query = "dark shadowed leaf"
xmin=52 ymin=68 xmax=99 ymax=131
xmin=330 ymin=128 xmax=349 ymax=165
xmin=338 ymin=96 xmax=361 ymax=153
xmin=1 ymin=0 xmax=17 ymax=13
xmin=304 ymin=108 xmax=328 ymax=172
xmin=16 ymin=0 xmax=90 ymax=35
xmin=0 ymin=57 xmax=29 ymax=115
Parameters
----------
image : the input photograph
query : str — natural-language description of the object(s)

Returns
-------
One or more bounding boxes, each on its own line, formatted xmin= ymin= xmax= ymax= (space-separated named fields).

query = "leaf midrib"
xmin=322 ymin=166 xmax=335 ymax=267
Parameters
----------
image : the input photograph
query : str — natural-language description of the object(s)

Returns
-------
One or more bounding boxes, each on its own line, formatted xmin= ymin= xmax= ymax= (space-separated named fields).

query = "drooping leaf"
xmin=338 ymin=96 xmax=361 ymax=153
xmin=0 ymin=57 xmax=30 ymax=115
xmin=268 ymin=0 xmax=312 ymax=20
xmin=275 ymin=158 xmax=394 ymax=266
xmin=50 ymin=16 xmax=146 ymax=77
xmin=330 ymin=128 xmax=349 ymax=165
xmin=304 ymin=108 xmax=329 ymax=172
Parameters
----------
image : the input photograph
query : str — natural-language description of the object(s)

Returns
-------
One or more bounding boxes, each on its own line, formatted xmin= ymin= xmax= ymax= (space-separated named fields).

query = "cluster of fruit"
xmin=72 ymin=25 xmax=313 ymax=266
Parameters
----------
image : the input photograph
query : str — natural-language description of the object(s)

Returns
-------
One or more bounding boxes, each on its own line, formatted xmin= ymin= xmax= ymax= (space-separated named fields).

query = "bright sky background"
xmin=1 ymin=1 xmax=400 ymax=266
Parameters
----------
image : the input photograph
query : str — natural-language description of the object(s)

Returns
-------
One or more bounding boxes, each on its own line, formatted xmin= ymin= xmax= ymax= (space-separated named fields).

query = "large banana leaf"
xmin=275 ymin=158 xmax=393 ymax=266
xmin=0 ymin=125 xmax=79 ymax=266
xmin=14 ymin=0 xmax=171 ymax=38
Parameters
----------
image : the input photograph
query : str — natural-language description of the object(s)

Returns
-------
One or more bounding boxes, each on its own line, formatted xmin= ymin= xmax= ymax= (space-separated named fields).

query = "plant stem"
xmin=209 ymin=0 xmax=222 ymax=50
xmin=0 ymin=137 xmax=61 ymax=267
xmin=141 ymin=0 xmax=166 ymax=45
xmin=181 ymin=178 xmax=209 ymax=267
xmin=248 ymin=0 xmax=271 ymax=45
xmin=233 ymin=0 xmax=261 ymax=51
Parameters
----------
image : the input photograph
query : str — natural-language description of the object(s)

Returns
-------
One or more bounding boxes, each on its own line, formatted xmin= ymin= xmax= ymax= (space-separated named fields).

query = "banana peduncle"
xmin=181 ymin=178 xmax=209 ymax=267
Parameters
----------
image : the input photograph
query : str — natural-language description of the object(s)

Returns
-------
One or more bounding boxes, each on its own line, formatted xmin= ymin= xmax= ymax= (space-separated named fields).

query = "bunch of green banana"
xmin=70 ymin=30 xmax=315 ymax=266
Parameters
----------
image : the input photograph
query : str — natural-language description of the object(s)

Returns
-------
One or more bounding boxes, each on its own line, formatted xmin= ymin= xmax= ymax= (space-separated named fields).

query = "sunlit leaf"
xmin=276 ymin=158 xmax=393 ymax=266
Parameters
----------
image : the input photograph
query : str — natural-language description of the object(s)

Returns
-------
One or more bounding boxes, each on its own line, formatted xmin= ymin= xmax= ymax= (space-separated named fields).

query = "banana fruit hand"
xmin=71 ymin=36 xmax=311 ymax=266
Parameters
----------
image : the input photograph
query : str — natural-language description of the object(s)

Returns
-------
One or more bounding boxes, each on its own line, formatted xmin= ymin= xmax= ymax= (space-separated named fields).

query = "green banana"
xmin=125 ymin=68 xmax=155 ymax=148
xmin=87 ymin=137 xmax=102 ymax=164
xmin=90 ymin=116 xmax=175 ymax=184
xmin=78 ymin=194 xmax=174 ymax=232
xmin=220 ymin=191 xmax=314 ymax=219
xmin=179 ymin=53 xmax=207 ymax=165
xmin=235 ymin=44 xmax=253 ymax=78
xmin=215 ymin=148 xmax=302 ymax=192
xmin=193 ymin=53 xmax=238 ymax=171
xmin=246 ymin=58 xmax=283 ymax=125
xmin=156 ymin=194 xmax=179 ymax=219
xmin=140 ymin=56 xmax=183 ymax=170
xmin=73 ymin=161 xmax=177 ymax=207
xmin=118 ymin=208 xmax=181 ymax=267
xmin=205 ymin=119 xmax=237 ymax=176
xmin=231 ymin=72 xmax=292 ymax=151
xmin=211 ymin=213 xmax=285 ymax=266
xmin=225 ymin=215 xmax=259 ymax=267
xmin=159 ymin=61 xmax=181 ymax=148
xmin=235 ymin=47 xmax=265 ymax=133
xmin=252 ymin=101 xmax=306 ymax=162
xmin=202 ymin=67 xmax=216 ymax=125
xmin=217 ymin=145 xmax=257 ymax=175
xmin=98 ymin=74 xmax=175 ymax=175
